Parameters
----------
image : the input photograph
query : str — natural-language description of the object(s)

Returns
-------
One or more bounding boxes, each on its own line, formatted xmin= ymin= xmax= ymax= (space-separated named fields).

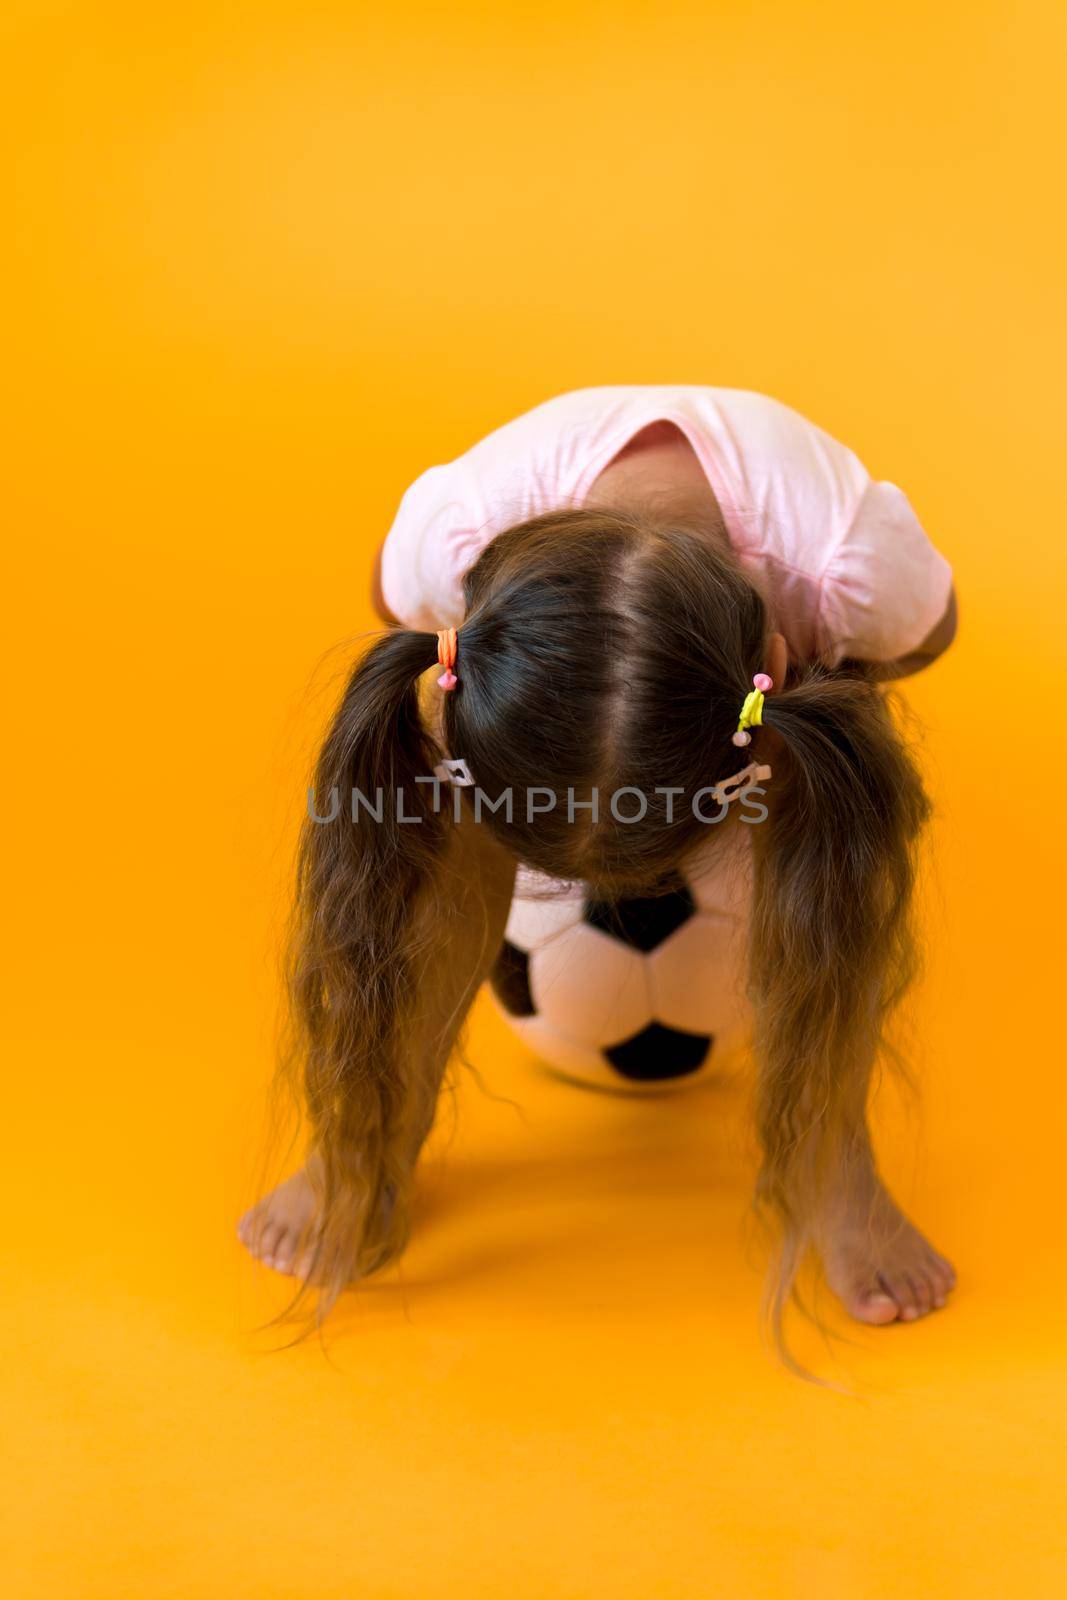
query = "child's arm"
xmin=841 ymin=586 xmax=958 ymax=682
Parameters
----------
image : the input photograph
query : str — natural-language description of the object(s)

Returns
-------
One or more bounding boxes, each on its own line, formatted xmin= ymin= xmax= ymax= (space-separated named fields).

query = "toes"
xmin=897 ymin=1274 xmax=930 ymax=1320
xmin=837 ymin=1263 xmax=952 ymax=1326
xmin=237 ymin=1206 xmax=318 ymax=1277
xmin=928 ymin=1254 xmax=957 ymax=1308
xmin=237 ymin=1209 xmax=289 ymax=1270
xmin=909 ymin=1272 xmax=934 ymax=1317
xmin=272 ymin=1228 xmax=315 ymax=1276
xmin=273 ymin=1230 xmax=297 ymax=1273
xmin=256 ymin=1221 xmax=284 ymax=1267
xmin=929 ymin=1264 xmax=951 ymax=1307
xmin=891 ymin=1270 xmax=937 ymax=1320
xmin=932 ymin=1256 xmax=957 ymax=1296
xmin=843 ymin=1276 xmax=899 ymax=1325
xmin=882 ymin=1272 xmax=921 ymax=1321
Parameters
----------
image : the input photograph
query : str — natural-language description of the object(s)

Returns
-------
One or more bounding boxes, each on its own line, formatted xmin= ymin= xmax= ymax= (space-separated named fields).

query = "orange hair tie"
xmin=436 ymin=627 xmax=458 ymax=691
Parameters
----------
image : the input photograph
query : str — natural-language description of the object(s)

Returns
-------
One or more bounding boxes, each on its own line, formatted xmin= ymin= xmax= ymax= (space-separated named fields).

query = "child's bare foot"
xmin=816 ymin=1164 xmax=957 ymax=1326
xmin=238 ymin=1161 xmax=321 ymax=1278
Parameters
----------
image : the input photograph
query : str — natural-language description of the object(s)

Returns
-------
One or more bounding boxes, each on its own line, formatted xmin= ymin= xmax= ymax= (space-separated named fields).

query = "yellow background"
xmin=4 ymin=2 xmax=1067 ymax=1595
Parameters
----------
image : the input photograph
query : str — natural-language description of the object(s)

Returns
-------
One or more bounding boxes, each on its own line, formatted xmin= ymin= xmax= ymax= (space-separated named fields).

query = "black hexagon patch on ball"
xmin=604 ymin=1021 xmax=713 ymax=1081
xmin=489 ymin=939 xmax=535 ymax=1017
xmin=582 ymin=884 xmax=696 ymax=952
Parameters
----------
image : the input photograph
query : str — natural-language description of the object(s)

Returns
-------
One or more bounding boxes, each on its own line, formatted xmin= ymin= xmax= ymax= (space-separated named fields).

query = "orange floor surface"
xmin=4 ymin=3 xmax=1067 ymax=1596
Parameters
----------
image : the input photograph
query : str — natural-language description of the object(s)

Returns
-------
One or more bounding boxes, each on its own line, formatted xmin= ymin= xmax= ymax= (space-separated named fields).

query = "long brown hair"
xmin=265 ymin=506 xmax=930 ymax=1364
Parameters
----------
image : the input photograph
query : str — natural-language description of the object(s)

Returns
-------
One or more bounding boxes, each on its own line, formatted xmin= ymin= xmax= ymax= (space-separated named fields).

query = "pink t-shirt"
xmin=380 ymin=385 xmax=953 ymax=664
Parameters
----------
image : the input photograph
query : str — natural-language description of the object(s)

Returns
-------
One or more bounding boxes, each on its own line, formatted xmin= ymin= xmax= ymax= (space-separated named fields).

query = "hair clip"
xmin=732 ymin=672 xmax=773 ymax=747
xmin=433 ymin=757 xmax=475 ymax=787
xmin=436 ymin=627 xmax=458 ymax=690
xmin=712 ymin=761 xmax=772 ymax=803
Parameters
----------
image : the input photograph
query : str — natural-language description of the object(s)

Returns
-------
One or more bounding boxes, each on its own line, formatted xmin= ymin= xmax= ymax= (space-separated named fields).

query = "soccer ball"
xmin=488 ymin=828 xmax=755 ymax=1093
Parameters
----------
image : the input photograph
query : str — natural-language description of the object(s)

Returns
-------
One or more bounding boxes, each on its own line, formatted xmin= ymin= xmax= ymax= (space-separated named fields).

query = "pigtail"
xmin=271 ymin=627 xmax=453 ymax=1332
xmin=750 ymin=666 xmax=931 ymax=1361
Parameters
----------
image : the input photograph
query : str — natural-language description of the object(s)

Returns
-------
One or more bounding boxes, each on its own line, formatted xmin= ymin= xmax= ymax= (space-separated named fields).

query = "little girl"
xmin=239 ymin=384 xmax=958 ymax=1350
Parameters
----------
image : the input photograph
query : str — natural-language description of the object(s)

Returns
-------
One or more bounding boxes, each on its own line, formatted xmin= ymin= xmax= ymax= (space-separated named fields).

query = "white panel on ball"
xmin=646 ymin=914 xmax=751 ymax=1047
xmin=530 ymin=922 xmax=652 ymax=1048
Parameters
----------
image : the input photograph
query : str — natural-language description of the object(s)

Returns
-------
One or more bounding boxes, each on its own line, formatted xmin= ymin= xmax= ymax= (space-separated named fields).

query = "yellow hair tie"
xmin=732 ymin=673 xmax=774 ymax=747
